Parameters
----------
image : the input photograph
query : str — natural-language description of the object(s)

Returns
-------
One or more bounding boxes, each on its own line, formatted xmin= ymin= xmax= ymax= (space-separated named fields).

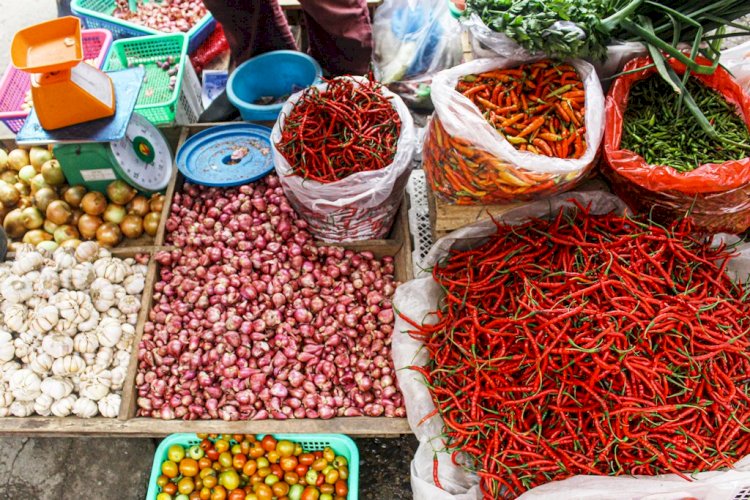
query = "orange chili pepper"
xmin=517 ymin=116 xmax=546 ymax=138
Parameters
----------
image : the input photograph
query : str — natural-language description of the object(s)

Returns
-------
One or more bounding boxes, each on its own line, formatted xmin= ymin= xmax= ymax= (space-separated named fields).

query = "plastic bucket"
xmin=227 ymin=50 xmax=322 ymax=122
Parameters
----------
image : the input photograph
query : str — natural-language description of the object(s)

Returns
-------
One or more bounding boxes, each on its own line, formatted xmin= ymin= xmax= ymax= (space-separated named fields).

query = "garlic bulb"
xmin=51 ymin=354 xmax=86 ymax=377
xmin=93 ymin=258 xmax=129 ymax=284
xmin=72 ymin=397 xmax=98 ymax=418
xmin=33 ymin=393 xmax=54 ymax=416
xmin=33 ymin=267 xmax=60 ymax=299
xmin=9 ymin=400 xmax=34 ymax=417
xmin=74 ymin=241 xmax=99 ymax=263
xmin=76 ymin=308 xmax=100 ymax=333
xmin=97 ymin=393 xmax=120 ymax=418
xmin=118 ymin=295 xmax=141 ymax=315
xmin=73 ymin=333 xmax=99 ymax=354
xmin=80 ymin=369 xmax=112 ymax=401
xmin=97 ymin=247 xmax=112 ymax=259
xmin=9 ymin=369 xmax=42 ymax=401
xmin=28 ymin=352 xmax=53 ymax=376
xmin=30 ymin=304 xmax=59 ymax=333
xmin=90 ymin=278 xmax=116 ymax=313
xmin=94 ymin=347 xmax=114 ymax=368
xmin=40 ymin=376 xmax=74 ymax=400
xmin=126 ymin=314 xmax=138 ymax=325
xmin=96 ymin=318 xmax=122 ymax=348
xmin=50 ymin=394 xmax=77 ymax=417
xmin=123 ymin=273 xmax=146 ymax=295
xmin=70 ymin=263 xmax=95 ymax=290
xmin=53 ymin=247 xmax=77 ymax=270
xmin=1 ymin=276 xmax=33 ymax=304
xmin=110 ymin=366 xmax=127 ymax=391
xmin=11 ymin=252 xmax=44 ymax=275
xmin=0 ymin=330 xmax=14 ymax=363
xmin=3 ymin=303 xmax=27 ymax=333
xmin=42 ymin=333 xmax=74 ymax=359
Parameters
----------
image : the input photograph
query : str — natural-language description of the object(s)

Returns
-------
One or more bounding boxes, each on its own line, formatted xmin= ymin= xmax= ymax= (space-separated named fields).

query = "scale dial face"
xmin=109 ymin=113 xmax=172 ymax=193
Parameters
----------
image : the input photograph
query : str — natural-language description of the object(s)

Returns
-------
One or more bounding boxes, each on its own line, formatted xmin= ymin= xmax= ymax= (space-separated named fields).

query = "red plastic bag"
xmin=602 ymin=55 xmax=750 ymax=234
xmin=190 ymin=24 xmax=229 ymax=75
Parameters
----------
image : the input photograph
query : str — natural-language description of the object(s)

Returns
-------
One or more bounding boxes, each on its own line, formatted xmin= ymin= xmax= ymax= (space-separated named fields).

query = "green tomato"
xmin=187 ymin=444 xmax=204 ymax=460
xmin=219 ymin=469 xmax=240 ymax=491
xmin=276 ymin=440 xmax=295 ymax=458
xmin=175 ymin=495 xmax=189 ymax=500
xmin=305 ymin=468 xmax=318 ymax=486
xmin=264 ymin=473 xmax=280 ymax=486
xmin=333 ymin=456 xmax=347 ymax=468
xmin=156 ymin=494 xmax=172 ymax=500
xmin=288 ymin=484 xmax=304 ymax=500
xmin=167 ymin=444 xmax=185 ymax=463
xmin=320 ymin=494 xmax=333 ymax=500
xmin=256 ymin=457 xmax=269 ymax=469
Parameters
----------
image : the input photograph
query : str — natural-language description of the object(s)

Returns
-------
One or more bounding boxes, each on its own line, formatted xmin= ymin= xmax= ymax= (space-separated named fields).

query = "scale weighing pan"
xmin=11 ymin=17 xmax=83 ymax=73
xmin=177 ymin=123 xmax=274 ymax=187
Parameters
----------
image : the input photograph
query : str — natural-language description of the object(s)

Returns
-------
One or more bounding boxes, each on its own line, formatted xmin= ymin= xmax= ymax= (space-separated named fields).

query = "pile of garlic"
xmin=0 ymin=241 xmax=147 ymax=418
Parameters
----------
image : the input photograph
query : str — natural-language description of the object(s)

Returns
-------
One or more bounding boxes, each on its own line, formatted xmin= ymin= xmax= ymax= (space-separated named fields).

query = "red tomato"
xmin=298 ymin=454 xmax=314 ymax=466
xmin=295 ymin=464 xmax=308 ymax=477
xmin=300 ymin=486 xmax=320 ymax=500
xmin=261 ymin=435 xmax=277 ymax=453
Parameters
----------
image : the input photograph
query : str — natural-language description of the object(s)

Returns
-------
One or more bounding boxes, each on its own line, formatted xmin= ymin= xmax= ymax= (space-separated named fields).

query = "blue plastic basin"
xmin=227 ymin=50 xmax=322 ymax=122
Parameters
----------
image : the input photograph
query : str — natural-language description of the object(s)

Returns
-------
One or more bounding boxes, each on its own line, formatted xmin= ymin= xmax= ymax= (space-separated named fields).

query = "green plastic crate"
xmin=103 ymin=32 xmax=187 ymax=125
xmin=146 ymin=433 xmax=360 ymax=500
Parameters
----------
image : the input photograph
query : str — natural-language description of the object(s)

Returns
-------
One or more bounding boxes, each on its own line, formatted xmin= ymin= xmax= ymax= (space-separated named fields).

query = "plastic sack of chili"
xmin=424 ymin=57 xmax=604 ymax=205
xmin=391 ymin=190 xmax=750 ymax=500
xmin=271 ymin=77 xmax=416 ymax=242
xmin=602 ymin=55 xmax=750 ymax=234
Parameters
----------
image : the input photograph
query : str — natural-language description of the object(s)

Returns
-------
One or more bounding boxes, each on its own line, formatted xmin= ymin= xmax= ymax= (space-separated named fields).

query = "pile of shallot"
xmin=136 ymin=175 xmax=405 ymax=420
xmin=114 ymin=0 xmax=208 ymax=34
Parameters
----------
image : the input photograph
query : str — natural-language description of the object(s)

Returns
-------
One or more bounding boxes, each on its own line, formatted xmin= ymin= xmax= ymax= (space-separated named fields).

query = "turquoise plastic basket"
xmin=146 ymin=433 xmax=360 ymax=500
xmin=103 ymin=32 xmax=188 ymax=125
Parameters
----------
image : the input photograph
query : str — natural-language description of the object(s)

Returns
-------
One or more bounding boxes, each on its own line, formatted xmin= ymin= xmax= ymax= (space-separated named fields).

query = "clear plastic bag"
xmin=271 ymin=78 xmax=416 ymax=242
xmin=423 ymin=57 xmax=604 ymax=204
xmin=392 ymin=190 xmax=750 ymax=500
xmin=373 ymin=0 xmax=463 ymax=87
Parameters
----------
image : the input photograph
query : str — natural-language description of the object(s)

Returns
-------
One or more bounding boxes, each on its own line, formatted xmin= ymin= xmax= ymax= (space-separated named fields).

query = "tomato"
xmin=249 ymin=445 xmax=265 ymax=459
xmin=240 ymin=440 xmax=251 ymax=455
xmin=254 ymin=484 xmax=273 ymax=500
xmin=178 ymin=477 xmax=196 ymax=495
xmin=334 ymin=480 xmax=347 ymax=497
xmin=215 ymin=440 xmax=229 ymax=453
xmin=272 ymin=481 xmax=290 ymax=497
xmin=298 ymin=454 xmax=314 ymax=466
xmin=316 ymin=473 xmax=325 ymax=487
xmin=322 ymin=448 xmax=335 ymax=463
xmin=228 ymin=489 xmax=245 ymax=500
xmin=249 ymin=474 xmax=262 ymax=486
xmin=199 ymin=457 xmax=213 ymax=470
xmin=284 ymin=471 xmax=299 ymax=485
xmin=200 ymin=468 xmax=217 ymax=479
xmin=320 ymin=494 xmax=333 ymax=500
xmin=200 ymin=439 xmax=213 ymax=451
xmin=207 ymin=449 xmax=220 ymax=461
xmin=295 ymin=464 xmax=308 ymax=477
xmin=288 ymin=483 xmax=305 ymax=500
xmin=156 ymin=493 xmax=173 ymax=500
xmin=332 ymin=456 xmax=347 ymax=468
xmin=231 ymin=444 xmax=242 ymax=455
xmin=203 ymin=475 xmax=218 ymax=489
xmin=233 ymin=453 xmax=247 ymax=470
xmin=163 ymin=483 xmax=178 ymax=495
xmin=258 ymin=467 xmax=271 ymax=479
xmin=243 ymin=460 xmax=257 ymax=476
xmin=274 ymin=440 xmax=294 ymax=458
xmin=260 ymin=435 xmax=277 ymax=453
xmin=187 ymin=445 xmax=205 ymax=460
xmin=293 ymin=443 xmax=303 ymax=456
xmin=267 ymin=450 xmax=280 ymax=464
xmin=233 ymin=434 xmax=244 ymax=443
xmin=300 ymin=486 xmax=320 ymax=500
xmin=195 ymin=477 xmax=204 ymax=490
xmin=200 ymin=487 xmax=211 ymax=500
xmin=324 ymin=469 xmax=339 ymax=485
xmin=162 ymin=460 xmax=179 ymax=478
xmin=338 ymin=467 xmax=348 ymax=481
xmin=213 ymin=462 xmax=221 ymax=472
xmin=280 ymin=456 xmax=298 ymax=472
xmin=264 ymin=474 xmax=280 ymax=486
xmin=219 ymin=470 xmax=241 ymax=491
xmin=180 ymin=458 xmax=199 ymax=477
xmin=311 ymin=459 xmax=327 ymax=472
xmin=305 ymin=469 xmax=318 ymax=486
xmin=210 ymin=485 xmax=227 ymax=500
xmin=218 ymin=452 xmax=233 ymax=469
xmin=256 ymin=457 xmax=269 ymax=469
xmin=319 ymin=484 xmax=334 ymax=495
xmin=157 ymin=474 xmax=170 ymax=487
xmin=190 ymin=492 xmax=202 ymax=500
xmin=197 ymin=433 xmax=209 ymax=439
xmin=313 ymin=451 xmax=323 ymax=459
xmin=270 ymin=464 xmax=283 ymax=479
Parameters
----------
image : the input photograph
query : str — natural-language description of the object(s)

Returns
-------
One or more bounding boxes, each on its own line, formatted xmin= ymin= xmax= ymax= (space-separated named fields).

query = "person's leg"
xmin=203 ymin=0 xmax=296 ymax=71
xmin=298 ymin=0 xmax=373 ymax=76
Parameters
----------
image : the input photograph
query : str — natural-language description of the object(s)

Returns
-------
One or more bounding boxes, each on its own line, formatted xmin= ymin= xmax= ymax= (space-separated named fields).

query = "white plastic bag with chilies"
xmin=271 ymin=78 xmax=416 ymax=242
xmin=392 ymin=191 xmax=750 ymax=500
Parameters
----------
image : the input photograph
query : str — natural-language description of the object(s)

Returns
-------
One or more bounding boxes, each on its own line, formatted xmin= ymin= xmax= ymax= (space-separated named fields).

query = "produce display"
xmin=0 ymin=242 xmax=147 ymax=418
xmin=136 ymin=175 xmax=404 ymax=420
xmin=276 ymin=77 xmax=401 ymax=183
xmin=153 ymin=434 xmax=351 ymax=500
xmin=403 ymin=206 xmax=750 ymax=498
xmin=621 ymin=75 xmax=750 ymax=172
xmin=456 ymin=60 xmax=587 ymax=159
xmin=0 ymin=146 xmax=163 ymax=250
xmin=113 ymin=0 xmax=209 ymax=34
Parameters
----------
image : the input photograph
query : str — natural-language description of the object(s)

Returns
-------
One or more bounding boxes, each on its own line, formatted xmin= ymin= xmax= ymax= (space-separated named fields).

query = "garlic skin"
xmin=74 ymin=241 xmax=99 ymax=263
xmin=97 ymin=393 xmax=120 ymax=418
xmin=51 ymin=395 xmax=77 ymax=417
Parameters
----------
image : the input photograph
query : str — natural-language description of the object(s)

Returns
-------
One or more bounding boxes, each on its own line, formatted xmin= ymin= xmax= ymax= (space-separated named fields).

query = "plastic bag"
xmin=423 ymin=57 xmax=604 ymax=204
xmin=722 ymin=41 xmax=750 ymax=97
xmin=373 ymin=0 xmax=463 ymax=107
xmin=392 ymin=190 xmax=750 ymax=500
xmin=271 ymin=78 xmax=416 ymax=242
xmin=602 ymin=55 xmax=750 ymax=234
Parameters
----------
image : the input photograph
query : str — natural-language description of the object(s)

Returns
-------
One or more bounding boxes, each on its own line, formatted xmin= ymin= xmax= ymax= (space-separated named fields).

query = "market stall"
xmin=1 ymin=0 xmax=750 ymax=499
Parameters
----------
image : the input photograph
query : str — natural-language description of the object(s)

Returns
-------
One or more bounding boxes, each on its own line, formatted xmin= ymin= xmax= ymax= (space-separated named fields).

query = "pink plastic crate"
xmin=0 ymin=28 xmax=113 ymax=133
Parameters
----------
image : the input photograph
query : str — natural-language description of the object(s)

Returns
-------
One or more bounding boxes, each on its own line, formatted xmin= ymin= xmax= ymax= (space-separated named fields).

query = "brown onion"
xmin=0 ymin=181 xmax=20 ymax=206
xmin=54 ymin=224 xmax=79 ymax=244
xmin=23 ymin=229 xmax=52 ymax=245
xmin=64 ymin=185 xmax=87 ymax=208
xmin=41 ymin=159 xmax=64 ymax=185
xmin=29 ymin=146 xmax=52 ymax=170
xmin=81 ymin=191 xmax=107 ymax=215
xmin=121 ymin=214 xmax=144 ymax=239
xmin=14 ymin=182 xmax=30 ymax=197
xmin=20 ymin=206 xmax=44 ymax=229
xmin=96 ymin=222 xmax=122 ymax=247
xmin=34 ymin=187 xmax=58 ymax=212
xmin=103 ymin=203 xmax=126 ymax=224
xmin=30 ymin=173 xmax=49 ymax=195
xmin=7 ymin=149 xmax=29 ymax=171
xmin=70 ymin=208 xmax=83 ymax=227
xmin=149 ymin=193 xmax=165 ymax=214
xmin=0 ymin=171 xmax=18 ymax=184
xmin=46 ymin=200 xmax=73 ymax=225
xmin=143 ymin=211 xmax=160 ymax=236
xmin=78 ymin=214 xmax=103 ymax=240
xmin=127 ymin=195 xmax=150 ymax=217
xmin=3 ymin=209 xmax=26 ymax=238
xmin=43 ymin=219 xmax=58 ymax=234
xmin=60 ymin=238 xmax=81 ymax=249
xmin=107 ymin=180 xmax=136 ymax=205
xmin=18 ymin=165 xmax=36 ymax=184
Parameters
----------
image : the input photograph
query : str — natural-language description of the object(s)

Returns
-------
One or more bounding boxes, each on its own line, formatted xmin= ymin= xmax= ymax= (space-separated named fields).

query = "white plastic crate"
xmin=407 ymin=169 xmax=433 ymax=277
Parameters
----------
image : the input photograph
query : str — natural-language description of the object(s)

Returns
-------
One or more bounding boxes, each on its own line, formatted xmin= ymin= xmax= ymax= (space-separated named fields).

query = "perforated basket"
xmin=103 ymin=32 xmax=188 ymax=125
xmin=70 ymin=0 xmax=215 ymax=54
xmin=146 ymin=433 xmax=360 ymax=500
xmin=0 ymin=28 xmax=113 ymax=133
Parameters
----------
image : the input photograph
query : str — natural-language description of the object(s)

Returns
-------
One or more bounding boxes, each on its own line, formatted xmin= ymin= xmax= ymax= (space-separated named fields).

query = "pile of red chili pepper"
xmin=403 ymin=206 xmax=750 ymax=499
xmin=456 ymin=59 xmax=587 ymax=158
xmin=276 ymin=77 xmax=401 ymax=183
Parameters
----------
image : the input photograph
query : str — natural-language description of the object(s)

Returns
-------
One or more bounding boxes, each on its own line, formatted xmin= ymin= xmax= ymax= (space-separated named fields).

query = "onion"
xmin=127 ymin=195 xmax=150 ymax=217
xmin=81 ymin=191 xmax=107 ymax=215
xmin=70 ymin=208 xmax=82 ymax=227
xmin=18 ymin=165 xmax=36 ymax=184
xmin=64 ymin=185 xmax=87 ymax=208
xmin=14 ymin=182 xmax=29 ymax=197
xmin=34 ymin=187 xmax=58 ymax=212
xmin=22 ymin=228 xmax=52 ymax=245
xmin=46 ymin=200 xmax=73 ymax=225
xmin=20 ymin=206 xmax=44 ymax=229
xmin=0 ymin=148 xmax=7 ymax=170
xmin=29 ymin=146 xmax=52 ymax=170
xmin=121 ymin=214 xmax=144 ymax=239
xmin=106 ymin=180 xmax=136 ymax=205
xmin=78 ymin=213 xmax=103 ymax=240
xmin=30 ymin=173 xmax=49 ymax=195
xmin=0 ymin=171 xmax=18 ymax=184
xmin=143 ymin=211 xmax=160 ymax=236
xmin=43 ymin=219 xmax=58 ymax=234
xmin=54 ymin=224 xmax=80 ymax=244
xmin=103 ymin=203 xmax=126 ymax=224
xmin=96 ymin=222 xmax=122 ymax=247
xmin=60 ymin=238 xmax=81 ymax=249
xmin=37 ymin=240 xmax=58 ymax=252
xmin=0 ymin=181 xmax=20 ymax=206
xmin=7 ymin=149 xmax=29 ymax=171
xmin=149 ymin=193 xmax=165 ymax=213
xmin=41 ymin=159 xmax=65 ymax=185
xmin=3 ymin=209 xmax=26 ymax=238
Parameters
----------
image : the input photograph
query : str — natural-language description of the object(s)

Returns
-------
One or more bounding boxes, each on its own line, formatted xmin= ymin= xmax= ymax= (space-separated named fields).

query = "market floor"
xmin=0 ymin=435 xmax=417 ymax=499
